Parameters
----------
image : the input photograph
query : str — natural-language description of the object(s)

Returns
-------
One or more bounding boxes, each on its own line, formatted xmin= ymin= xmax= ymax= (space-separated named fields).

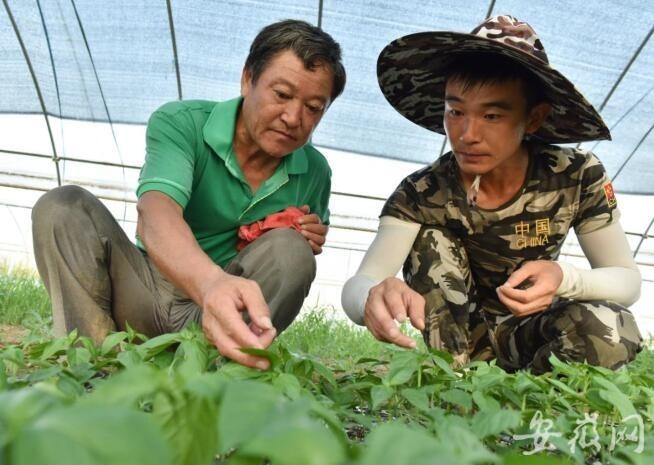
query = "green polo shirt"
xmin=136 ymin=97 xmax=331 ymax=268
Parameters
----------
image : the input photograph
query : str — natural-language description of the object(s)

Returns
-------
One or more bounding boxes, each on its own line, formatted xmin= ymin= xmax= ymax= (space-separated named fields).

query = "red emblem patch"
xmin=603 ymin=182 xmax=617 ymax=208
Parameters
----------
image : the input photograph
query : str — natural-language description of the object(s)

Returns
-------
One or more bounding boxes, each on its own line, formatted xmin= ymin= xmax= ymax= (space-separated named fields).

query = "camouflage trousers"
xmin=404 ymin=226 xmax=644 ymax=374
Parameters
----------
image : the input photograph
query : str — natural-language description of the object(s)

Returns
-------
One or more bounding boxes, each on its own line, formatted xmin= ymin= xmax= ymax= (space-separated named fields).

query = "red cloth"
xmin=237 ymin=206 xmax=304 ymax=251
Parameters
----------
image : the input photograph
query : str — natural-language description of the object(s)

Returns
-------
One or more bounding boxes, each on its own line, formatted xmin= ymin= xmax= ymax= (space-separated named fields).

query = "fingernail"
xmin=261 ymin=317 xmax=273 ymax=329
xmin=409 ymin=340 xmax=417 ymax=349
xmin=389 ymin=328 xmax=399 ymax=338
xmin=256 ymin=360 xmax=269 ymax=370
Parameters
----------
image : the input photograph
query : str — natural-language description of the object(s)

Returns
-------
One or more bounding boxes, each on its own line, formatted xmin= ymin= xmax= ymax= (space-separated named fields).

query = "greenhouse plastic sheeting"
xmin=0 ymin=0 xmax=653 ymax=193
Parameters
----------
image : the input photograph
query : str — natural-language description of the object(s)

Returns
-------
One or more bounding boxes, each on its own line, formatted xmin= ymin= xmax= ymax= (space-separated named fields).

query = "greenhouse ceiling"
xmin=1 ymin=0 xmax=652 ymax=195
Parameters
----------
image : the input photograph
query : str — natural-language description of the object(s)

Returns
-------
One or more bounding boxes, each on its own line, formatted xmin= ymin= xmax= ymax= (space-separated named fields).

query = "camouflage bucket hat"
xmin=377 ymin=15 xmax=610 ymax=144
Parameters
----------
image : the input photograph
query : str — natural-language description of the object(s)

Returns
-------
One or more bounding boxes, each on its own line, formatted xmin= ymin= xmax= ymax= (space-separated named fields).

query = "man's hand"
xmin=363 ymin=277 xmax=425 ymax=349
xmin=200 ymin=271 xmax=276 ymax=370
xmin=496 ymin=260 xmax=563 ymax=317
xmin=297 ymin=205 xmax=328 ymax=254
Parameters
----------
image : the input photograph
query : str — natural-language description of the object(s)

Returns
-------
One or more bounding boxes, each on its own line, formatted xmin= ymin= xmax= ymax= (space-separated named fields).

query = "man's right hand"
xmin=363 ymin=277 xmax=425 ymax=349
xmin=200 ymin=271 xmax=276 ymax=370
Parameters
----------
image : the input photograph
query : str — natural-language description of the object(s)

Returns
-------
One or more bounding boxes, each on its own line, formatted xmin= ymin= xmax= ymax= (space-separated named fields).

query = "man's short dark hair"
xmin=244 ymin=19 xmax=346 ymax=102
xmin=444 ymin=52 xmax=548 ymax=110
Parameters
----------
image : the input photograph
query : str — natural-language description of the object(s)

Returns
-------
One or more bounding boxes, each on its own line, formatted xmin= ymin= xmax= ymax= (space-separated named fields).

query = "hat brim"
xmin=377 ymin=31 xmax=610 ymax=144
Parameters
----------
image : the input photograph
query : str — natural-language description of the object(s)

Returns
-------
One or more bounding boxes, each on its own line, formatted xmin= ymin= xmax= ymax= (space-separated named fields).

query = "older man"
xmin=32 ymin=19 xmax=345 ymax=369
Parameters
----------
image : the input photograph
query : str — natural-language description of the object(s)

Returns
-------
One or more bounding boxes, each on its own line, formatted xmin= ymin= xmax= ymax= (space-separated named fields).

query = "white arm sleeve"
xmin=556 ymin=221 xmax=641 ymax=306
xmin=341 ymin=216 xmax=421 ymax=325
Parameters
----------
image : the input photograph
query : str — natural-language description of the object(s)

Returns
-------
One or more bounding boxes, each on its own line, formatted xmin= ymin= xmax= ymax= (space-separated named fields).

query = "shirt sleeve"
xmin=380 ymin=176 xmax=425 ymax=223
xmin=556 ymin=221 xmax=641 ymax=306
xmin=311 ymin=164 xmax=332 ymax=226
xmin=137 ymin=105 xmax=197 ymax=209
xmin=572 ymin=152 xmax=620 ymax=235
xmin=341 ymin=216 xmax=421 ymax=324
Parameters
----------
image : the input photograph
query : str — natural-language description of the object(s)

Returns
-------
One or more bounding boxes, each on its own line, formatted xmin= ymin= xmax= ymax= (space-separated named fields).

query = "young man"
xmin=32 ymin=20 xmax=346 ymax=370
xmin=342 ymin=15 xmax=642 ymax=373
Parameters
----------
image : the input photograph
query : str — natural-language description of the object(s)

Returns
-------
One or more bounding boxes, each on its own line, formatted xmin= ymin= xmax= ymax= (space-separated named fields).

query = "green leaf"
xmin=78 ymin=337 xmax=98 ymax=359
xmin=152 ymin=386 xmax=219 ymax=465
xmin=227 ymin=457 xmax=262 ymax=465
xmin=437 ymin=424 xmax=500 ymax=464
xmin=440 ymin=388 xmax=473 ymax=412
xmin=137 ymin=332 xmax=182 ymax=358
xmin=502 ymin=452 xmax=575 ymax=465
xmin=235 ymin=400 xmax=346 ymax=465
xmin=355 ymin=357 xmax=388 ymax=365
xmin=55 ymin=372 xmax=86 ymax=397
xmin=401 ymin=387 xmax=430 ymax=412
xmin=217 ymin=380 xmax=285 ymax=453
xmin=307 ymin=402 xmax=348 ymax=442
xmin=1 ymin=346 xmax=25 ymax=366
xmin=513 ymin=374 xmax=542 ymax=395
xmin=172 ymin=339 xmax=209 ymax=379
xmin=471 ymin=371 xmax=506 ymax=390
xmin=386 ymin=351 xmax=420 ymax=386
xmin=547 ymin=353 xmax=579 ymax=377
xmin=593 ymin=375 xmax=637 ymax=418
xmin=25 ymin=366 xmax=62 ymax=383
xmin=100 ymin=331 xmax=128 ymax=355
xmin=0 ymin=386 xmax=66 ymax=443
xmin=240 ymin=347 xmax=282 ymax=370
xmin=83 ymin=365 xmax=163 ymax=406
xmin=116 ymin=348 xmax=144 ymax=368
xmin=544 ymin=377 xmax=582 ymax=398
xmin=0 ymin=359 xmax=7 ymax=390
xmin=309 ymin=359 xmax=337 ymax=387
xmin=428 ymin=348 xmax=454 ymax=363
xmin=40 ymin=337 xmax=72 ymax=360
xmin=339 ymin=381 xmax=376 ymax=392
xmin=471 ymin=409 xmax=521 ymax=438
xmin=371 ymin=385 xmax=394 ymax=410
xmin=430 ymin=352 xmax=457 ymax=378
xmin=217 ymin=361 xmax=265 ymax=380
xmin=273 ymin=373 xmax=303 ymax=400
xmin=67 ymin=346 xmax=92 ymax=367
xmin=12 ymin=405 xmax=173 ymax=465
xmin=356 ymin=423 xmax=451 ymax=465
xmin=472 ymin=390 xmax=501 ymax=412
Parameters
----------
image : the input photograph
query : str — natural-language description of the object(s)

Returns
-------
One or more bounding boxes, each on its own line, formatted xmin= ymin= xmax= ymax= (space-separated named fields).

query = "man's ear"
xmin=526 ymin=102 xmax=551 ymax=134
xmin=240 ymin=67 xmax=252 ymax=97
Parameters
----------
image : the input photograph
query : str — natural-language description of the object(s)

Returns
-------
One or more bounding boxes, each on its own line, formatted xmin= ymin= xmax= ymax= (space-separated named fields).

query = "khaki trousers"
xmin=32 ymin=185 xmax=316 ymax=343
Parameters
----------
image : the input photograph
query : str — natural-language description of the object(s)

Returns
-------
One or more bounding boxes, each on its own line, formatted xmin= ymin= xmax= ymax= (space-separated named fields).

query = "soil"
xmin=0 ymin=324 xmax=29 ymax=346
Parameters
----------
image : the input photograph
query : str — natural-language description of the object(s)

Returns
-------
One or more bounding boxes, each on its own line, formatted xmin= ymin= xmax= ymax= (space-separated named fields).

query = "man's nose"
xmin=460 ymin=117 xmax=482 ymax=144
xmin=281 ymin=100 xmax=302 ymax=128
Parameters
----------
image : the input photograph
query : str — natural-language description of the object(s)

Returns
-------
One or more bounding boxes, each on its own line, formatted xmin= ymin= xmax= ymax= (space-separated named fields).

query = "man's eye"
xmin=485 ymin=113 xmax=501 ymax=120
xmin=306 ymin=104 xmax=323 ymax=114
xmin=448 ymin=109 xmax=462 ymax=117
xmin=274 ymin=90 xmax=290 ymax=99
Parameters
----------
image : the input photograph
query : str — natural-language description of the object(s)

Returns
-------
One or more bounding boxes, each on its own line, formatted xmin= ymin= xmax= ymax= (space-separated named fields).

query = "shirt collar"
xmin=203 ymin=96 xmax=308 ymax=174
xmin=202 ymin=96 xmax=240 ymax=161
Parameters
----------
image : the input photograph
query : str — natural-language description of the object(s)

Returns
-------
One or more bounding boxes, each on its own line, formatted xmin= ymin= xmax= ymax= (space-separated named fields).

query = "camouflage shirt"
xmin=381 ymin=143 xmax=620 ymax=313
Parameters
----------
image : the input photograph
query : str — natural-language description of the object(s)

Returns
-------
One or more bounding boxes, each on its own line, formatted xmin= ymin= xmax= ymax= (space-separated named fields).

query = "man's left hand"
xmin=496 ymin=260 xmax=563 ymax=317
xmin=297 ymin=205 xmax=328 ymax=255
